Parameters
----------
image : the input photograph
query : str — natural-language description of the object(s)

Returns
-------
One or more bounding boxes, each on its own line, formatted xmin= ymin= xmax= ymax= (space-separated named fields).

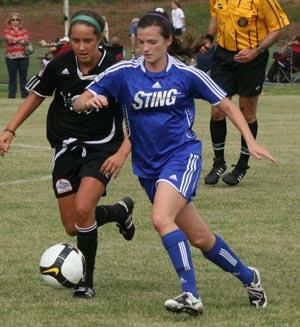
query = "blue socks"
xmin=203 ymin=234 xmax=253 ymax=285
xmin=162 ymin=229 xmax=199 ymax=298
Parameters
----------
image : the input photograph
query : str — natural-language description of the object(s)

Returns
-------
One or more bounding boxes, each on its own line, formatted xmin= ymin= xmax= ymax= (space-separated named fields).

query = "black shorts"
xmin=210 ymin=46 xmax=269 ymax=97
xmin=52 ymin=144 xmax=114 ymax=198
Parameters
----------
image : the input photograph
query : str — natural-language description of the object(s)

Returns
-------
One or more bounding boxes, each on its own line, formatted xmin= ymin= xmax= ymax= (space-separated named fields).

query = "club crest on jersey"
xmin=132 ymin=89 xmax=179 ymax=110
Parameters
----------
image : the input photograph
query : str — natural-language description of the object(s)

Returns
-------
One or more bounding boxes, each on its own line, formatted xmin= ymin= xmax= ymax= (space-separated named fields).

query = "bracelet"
xmin=4 ymin=128 xmax=16 ymax=137
xmin=205 ymin=33 xmax=214 ymax=43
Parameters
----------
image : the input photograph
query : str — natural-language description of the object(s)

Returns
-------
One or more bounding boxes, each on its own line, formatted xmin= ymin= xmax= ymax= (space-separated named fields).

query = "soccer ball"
xmin=39 ymin=243 xmax=85 ymax=289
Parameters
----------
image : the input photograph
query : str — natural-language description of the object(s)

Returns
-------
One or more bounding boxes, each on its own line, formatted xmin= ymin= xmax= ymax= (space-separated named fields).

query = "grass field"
xmin=0 ymin=93 xmax=299 ymax=327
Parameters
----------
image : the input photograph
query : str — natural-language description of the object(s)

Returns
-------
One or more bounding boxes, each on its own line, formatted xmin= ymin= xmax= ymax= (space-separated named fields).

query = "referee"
xmin=203 ymin=0 xmax=289 ymax=186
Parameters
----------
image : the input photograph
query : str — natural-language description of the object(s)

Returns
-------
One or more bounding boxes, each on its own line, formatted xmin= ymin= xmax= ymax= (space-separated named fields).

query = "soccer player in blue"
xmin=75 ymin=11 xmax=275 ymax=314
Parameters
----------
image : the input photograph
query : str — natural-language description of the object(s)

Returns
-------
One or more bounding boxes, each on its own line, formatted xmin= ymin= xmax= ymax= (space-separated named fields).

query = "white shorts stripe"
xmin=180 ymin=154 xmax=199 ymax=196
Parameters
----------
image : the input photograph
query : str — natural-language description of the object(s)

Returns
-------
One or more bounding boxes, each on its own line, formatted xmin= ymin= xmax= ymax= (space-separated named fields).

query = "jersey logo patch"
xmin=152 ymin=82 xmax=161 ymax=89
xmin=169 ymin=174 xmax=178 ymax=181
xmin=56 ymin=179 xmax=72 ymax=194
xmin=238 ymin=17 xmax=248 ymax=27
xmin=61 ymin=68 xmax=70 ymax=75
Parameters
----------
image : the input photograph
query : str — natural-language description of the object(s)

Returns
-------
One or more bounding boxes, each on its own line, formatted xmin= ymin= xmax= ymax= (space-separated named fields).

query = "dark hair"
xmin=172 ymin=1 xmax=182 ymax=9
xmin=138 ymin=11 xmax=195 ymax=58
xmin=69 ymin=9 xmax=105 ymax=37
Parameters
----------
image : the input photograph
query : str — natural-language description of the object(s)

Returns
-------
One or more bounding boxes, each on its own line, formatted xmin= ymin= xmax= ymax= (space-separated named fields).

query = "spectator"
xmin=4 ymin=12 xmax=30 ymax=98
xmin=267 ymin=35 xmax=300 ymax=82
xmin=103 ymin=36 xmax=124 ymax=62
xmin=129 ymin=17 xmax=139 ymax=58
xmin=39 ymin=37 xmax=72 ymax=69
xmin=171 ymin=1 xmax=185 ymax=36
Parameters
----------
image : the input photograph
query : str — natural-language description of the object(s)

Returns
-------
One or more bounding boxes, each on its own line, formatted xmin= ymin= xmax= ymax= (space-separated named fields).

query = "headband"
xmin=147 ymin=12 xmax=171 ymax=25
xmin=70 ymin=15 xmax=102 ymax=33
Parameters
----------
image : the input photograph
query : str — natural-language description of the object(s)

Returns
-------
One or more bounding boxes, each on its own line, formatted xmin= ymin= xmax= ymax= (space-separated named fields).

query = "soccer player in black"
xmin=0 ymin=10 xmax=135 ymax=299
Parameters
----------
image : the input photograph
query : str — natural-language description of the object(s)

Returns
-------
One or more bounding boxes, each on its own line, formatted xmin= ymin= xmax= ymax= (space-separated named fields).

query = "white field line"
xmin=11 ymin=143 xmax=50 ymax=150
xmin=0 ymin=143 xmax=51 ymax=186
xmin=0 ymin=175 xmax=52 ymax=186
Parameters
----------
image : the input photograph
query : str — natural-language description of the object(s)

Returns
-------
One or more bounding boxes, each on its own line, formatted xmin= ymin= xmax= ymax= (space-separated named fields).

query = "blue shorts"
xmin=138 ymin=142 xmax=202 ymax=203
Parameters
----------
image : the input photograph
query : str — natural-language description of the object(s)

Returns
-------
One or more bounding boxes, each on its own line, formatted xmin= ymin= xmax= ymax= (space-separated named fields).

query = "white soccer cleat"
xmin=245 ymin=267 xmax=267 ymax=309
xmin=164 ymin=292 xmax=204 ymax=315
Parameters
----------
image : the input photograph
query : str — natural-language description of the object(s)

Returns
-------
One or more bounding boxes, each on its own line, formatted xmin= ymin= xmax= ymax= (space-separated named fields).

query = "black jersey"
xmin=26 ymin=49 xmax=124 ymax=150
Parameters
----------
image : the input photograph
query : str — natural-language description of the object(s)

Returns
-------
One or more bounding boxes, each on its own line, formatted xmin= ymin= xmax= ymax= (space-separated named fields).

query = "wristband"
xmin=4 ymin=128 xmax=16 ymax=137
xmin=205 ymin=34 xmax=214 ymax=43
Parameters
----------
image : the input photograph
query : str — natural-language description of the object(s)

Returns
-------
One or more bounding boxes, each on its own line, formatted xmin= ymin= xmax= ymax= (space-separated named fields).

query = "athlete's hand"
xmin=248 ymin=142 xmax=276 ymax=164
xmin=100 ymin=151 xmax=126 ymax=179
xmin=0 ymin=131 xmax=14 ymax=157
xmin=234 ymin=48 xmax=259 ymax=63
xmin=85 ymin=95 xmax=108 ymax=110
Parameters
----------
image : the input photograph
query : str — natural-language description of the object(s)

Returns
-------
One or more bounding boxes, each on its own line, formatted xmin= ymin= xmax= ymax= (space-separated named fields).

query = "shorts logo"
xmin=169 ymin=174 xmax=178 ymax=181
xmin=238 ymin=17 xmax=248 ymax=27
xmin=56 ymin=179 xmax=72 ymax=194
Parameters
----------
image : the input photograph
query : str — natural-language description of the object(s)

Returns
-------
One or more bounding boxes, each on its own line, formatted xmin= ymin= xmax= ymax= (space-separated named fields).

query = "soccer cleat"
xmin=164 ymin=292 xmax=204 ymax=315
xmin=116 ymin=197 xmax=135 ymax=241
xmin=245 ymin=267 xmax=267 ymax=309
xmin=204 ymin=158 xmax=227 ymax=185
xmin=222 ymin=162 xmax=249 ymax=186
xmin=73 ymin=284 xmax=95 ymax=299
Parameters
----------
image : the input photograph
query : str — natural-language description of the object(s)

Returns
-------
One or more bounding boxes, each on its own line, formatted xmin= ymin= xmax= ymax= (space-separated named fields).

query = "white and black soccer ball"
xmin=39 ymin=243 xmax=86 ymax=289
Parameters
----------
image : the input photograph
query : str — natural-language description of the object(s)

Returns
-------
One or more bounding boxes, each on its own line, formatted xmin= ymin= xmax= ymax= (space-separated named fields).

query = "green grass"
xmin=0 ymin=95 xmax=299 ymax=327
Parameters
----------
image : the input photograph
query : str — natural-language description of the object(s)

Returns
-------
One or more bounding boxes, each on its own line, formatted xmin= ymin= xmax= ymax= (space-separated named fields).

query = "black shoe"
xmin=245 ymin=267 xmax=267 ymax=309
xmin=74 ymin=283 xmax=95 ymax=299
xmin=204 ymin=158 xmax=227 ymax=185
xmin=116 ymin=197 xmax=135 ymax=241
xmin=222 ymin=162 xmax=249 ymax=186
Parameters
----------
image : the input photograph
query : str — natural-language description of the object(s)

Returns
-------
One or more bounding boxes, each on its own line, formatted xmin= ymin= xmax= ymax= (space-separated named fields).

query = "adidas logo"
xmin=61 ymin=68 xmax=70 ymax=75
xmin=169 ymin=174 xmax=178 ymax=181
xmin=152 ymin=81 xmax=161 ymax=89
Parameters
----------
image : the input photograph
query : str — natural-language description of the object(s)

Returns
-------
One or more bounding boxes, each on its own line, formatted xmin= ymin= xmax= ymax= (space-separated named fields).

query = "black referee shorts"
xmin=52 ymin=144 xmax=115 ymax=198
xmin=210 ymin=46 xmax=269 ymax=97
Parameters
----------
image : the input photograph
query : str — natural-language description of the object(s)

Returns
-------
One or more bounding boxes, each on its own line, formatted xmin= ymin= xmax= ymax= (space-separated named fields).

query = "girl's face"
xmin=69 ymin=23 xmax=100 ymax=65
xmin=11 ymin=16 xmax=20 ymax=27
xmin=137 ymin=25 xmax=172 ymax=71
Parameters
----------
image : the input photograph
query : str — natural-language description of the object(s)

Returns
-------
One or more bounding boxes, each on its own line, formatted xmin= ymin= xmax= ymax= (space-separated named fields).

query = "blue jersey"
xmin=88 ymin=54 xmax=226 ymax=178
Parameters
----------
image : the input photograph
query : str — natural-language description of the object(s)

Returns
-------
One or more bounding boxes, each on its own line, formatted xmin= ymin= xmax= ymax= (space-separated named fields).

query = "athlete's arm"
xmin=217 ymin=98 xmax=276 ymax=163
xmin=74 ymin=90 xmax=108 ymax=113
xmin=100 ymin=135 xmax=131 ymax=179
xmin=0 ymin=92 xmax=45 ymax=156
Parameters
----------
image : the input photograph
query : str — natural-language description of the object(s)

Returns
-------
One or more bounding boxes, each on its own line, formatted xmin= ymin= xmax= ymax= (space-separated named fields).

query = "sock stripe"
xmin=75 ymin=222 xmax=97 ymax=233
xmin=178 ymin=241 xmax=191 ymax=271
xmin=219 ymin=248 xmax=238 ymax=266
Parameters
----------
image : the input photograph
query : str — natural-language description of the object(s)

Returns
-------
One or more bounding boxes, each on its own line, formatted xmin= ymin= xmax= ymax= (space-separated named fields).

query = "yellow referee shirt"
xmin=210 ymin=0 xmax=289 ymax=51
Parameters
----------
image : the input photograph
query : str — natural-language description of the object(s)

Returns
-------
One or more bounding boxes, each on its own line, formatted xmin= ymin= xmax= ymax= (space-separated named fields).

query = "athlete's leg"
xmin=152 ymin=182 xmax=199 ymax=299
xmin=74 ymin=176 xmax=104 ymax=294
xmin=176 ymin=203 xmax=255 ymax=285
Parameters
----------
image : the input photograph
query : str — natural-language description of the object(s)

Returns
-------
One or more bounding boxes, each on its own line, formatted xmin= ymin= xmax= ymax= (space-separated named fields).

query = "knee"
xmin=74 ymin=201 xmax=90 ymax=221
xmin=151 ymin=212 xmax=174 ymax=234
xmin=241 ymin=108 xmax=256 ymax=122
xmin=189 ymin=233 xmax=213 ymax=251
xmin=211 ymin=106 xmax=226 ymax=120
xmin=61 ymin=220 xmax=76 ymax=236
